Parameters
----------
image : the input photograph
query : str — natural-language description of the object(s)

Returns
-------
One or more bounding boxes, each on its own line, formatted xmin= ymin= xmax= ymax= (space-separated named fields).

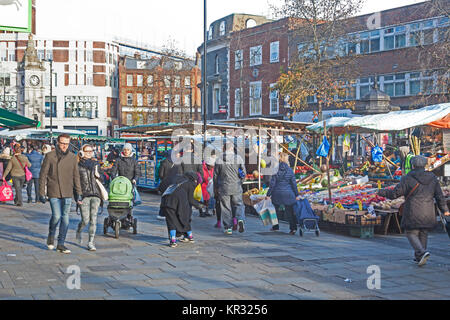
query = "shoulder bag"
xmin=15 ymin=155 xmax=32 ymax=182
xmin=398 ymin=182 xmax=420 ymax=216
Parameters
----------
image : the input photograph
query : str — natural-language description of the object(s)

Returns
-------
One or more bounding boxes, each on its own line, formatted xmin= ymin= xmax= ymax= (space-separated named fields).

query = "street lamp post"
xmin=203 ymin=0 xmax=207 ymax=149
xmin=49 ymin=59 xmax=53 ymax=144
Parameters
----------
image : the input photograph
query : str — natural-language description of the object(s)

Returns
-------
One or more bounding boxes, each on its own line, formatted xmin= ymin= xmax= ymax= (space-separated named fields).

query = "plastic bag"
xmin=253 ymin=198 xmax=278 ymax=226
xmin=316 ymin=136 xmax=330 ymax=157
xmin=133 ymin=186 xmax=142 ymax=206
xmin=206 ymin=178 xmax=214 ymax=197
xmin=0 ymin=179 xmax=13 ymax=202
xmin=371 ymin=145 xmax=383 ymax=163
xmin=193 ymin=184 xmax=203 ymax=202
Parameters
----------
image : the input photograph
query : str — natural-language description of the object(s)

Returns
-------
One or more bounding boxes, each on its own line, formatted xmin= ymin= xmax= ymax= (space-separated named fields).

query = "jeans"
xmin=26 ymin=178 xmax=39 ymax=201
xmin=219 ymin=194 xmax=245 ymax=229
xmin=77 ymin=197 xmax=101 ymax=244
xmin=405 ymin=229 xmax=429 ymax=260
xmin=273 ymin=204 xmax=298 ymax=231
xmin=48 ymin=198 xmax=72 ymax=247
xmin=12 ymin=176 xmax=25 ymax=205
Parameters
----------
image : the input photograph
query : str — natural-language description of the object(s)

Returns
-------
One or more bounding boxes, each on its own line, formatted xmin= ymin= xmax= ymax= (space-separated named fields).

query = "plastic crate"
xmin=349 ymin=226 xmax=374 ymax=238
xmin=345 ymin=214 xmax=382 ymax=226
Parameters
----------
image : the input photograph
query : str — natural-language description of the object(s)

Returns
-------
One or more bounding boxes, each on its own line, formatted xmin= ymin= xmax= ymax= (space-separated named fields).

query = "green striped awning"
xmin=0 ymin=108 xmax=40 ymax=129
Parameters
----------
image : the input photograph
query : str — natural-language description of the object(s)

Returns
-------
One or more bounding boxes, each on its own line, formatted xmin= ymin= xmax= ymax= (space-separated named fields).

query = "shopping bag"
xmin=193 ymin=184 xmax=203 ymax=202
xmin=133 ymin=186 xmax=142 ymax=206
xmin=316 ymin=136 xmax=330 ymax=157
xmin=0 ymin=179 xmax=13 ymax=202
xmin=371 ymin=144 xmax=383 ymax=163
xmin=206 ymin=178 xmax=214 ymax=197
xmin=253 ymin=199 xmax=278 ymax=226
xmin=25 ymin=166 xmax=33 ymax=182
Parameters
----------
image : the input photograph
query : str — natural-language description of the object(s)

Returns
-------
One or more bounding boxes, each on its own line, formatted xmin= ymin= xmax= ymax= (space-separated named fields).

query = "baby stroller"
xmin=104 ymin=176 xmax=137 ymax=239
xmin=294 ymin=198 xmax=320 ymax=237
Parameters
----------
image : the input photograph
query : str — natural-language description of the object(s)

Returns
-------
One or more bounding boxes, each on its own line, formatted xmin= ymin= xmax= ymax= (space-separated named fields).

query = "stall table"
xmin=375 ymin=208 xmax=402 ymax=235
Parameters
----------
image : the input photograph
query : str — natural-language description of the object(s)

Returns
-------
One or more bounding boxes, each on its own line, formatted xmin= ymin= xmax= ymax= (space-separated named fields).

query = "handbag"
xmin=15 ymin=155 xmax=32 ymax=182
xmin=94 ymin=166 xmax=108 ymax=201
xmin=0 ymin=179 xmax=14 ymax=202
xmin=133 ymin=185 xmax=142 ymax=206
xmin=398 ymin=182 xmax=420 ymax=216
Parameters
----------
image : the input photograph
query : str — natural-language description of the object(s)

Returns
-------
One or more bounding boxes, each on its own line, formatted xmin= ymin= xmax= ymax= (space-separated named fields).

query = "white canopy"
xmin=307 ymin=103 xmax=450 ymax=132
xmin=0 ymin=128 xmax=85 ymax=140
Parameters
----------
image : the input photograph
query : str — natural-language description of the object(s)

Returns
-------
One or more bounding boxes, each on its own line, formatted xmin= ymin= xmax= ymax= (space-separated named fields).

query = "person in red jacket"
xmin=199 ymin=156 xmax=216 ymax=217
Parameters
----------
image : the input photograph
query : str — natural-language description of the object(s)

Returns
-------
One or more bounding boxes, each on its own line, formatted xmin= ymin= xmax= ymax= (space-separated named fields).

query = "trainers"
xmin=87 ymin=243 xmax=96 ymax=251
xmin=56 ymin=245 xmax=71 ymax=254
xmin=417 ymin=252 xmax=430 ymax=266
xmin=289 ymin=230 xmax=297 ymax=235
xmin=224 ymin=228 xmax=232 ymax=235
xmin=156 ymin=215 xmax=166 ymax=221
xmin=169 ymin=240 xmax=177 ymax=248
xmin=238 ymin=220 xmax=245 ymax=233
xmin=47 ymin=236 xmax=55 ymax=250
xmin=271 ymin=225 xmax=280 ymax=231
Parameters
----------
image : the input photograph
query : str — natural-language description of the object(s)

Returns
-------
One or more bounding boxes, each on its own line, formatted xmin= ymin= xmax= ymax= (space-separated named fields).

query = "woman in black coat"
xmin=266 ymin=153 xmax=301 ymax=234
xmin=160 ymin=171 xmax=204 ymax=247
xmin=378 ymin=155 xmax=449 ymax=266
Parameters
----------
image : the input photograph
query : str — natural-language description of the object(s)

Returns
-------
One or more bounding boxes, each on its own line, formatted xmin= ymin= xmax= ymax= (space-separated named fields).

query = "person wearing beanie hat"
xmin=111 ymin=143 xmax=138 ymax=184
xmin=378 ymin=155 xmax=449 ymax=266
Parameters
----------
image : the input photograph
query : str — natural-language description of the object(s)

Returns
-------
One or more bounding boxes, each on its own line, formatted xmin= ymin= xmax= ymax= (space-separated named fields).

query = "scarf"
xmin=79 ymin=158 xmax=97 ymax=171
xmin=55 ymin=146 xmax=69 ymax=161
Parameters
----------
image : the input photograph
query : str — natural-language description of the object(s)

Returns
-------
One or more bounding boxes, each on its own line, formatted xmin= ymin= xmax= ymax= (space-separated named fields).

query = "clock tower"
xmin=17 ymin=33 xmax=46 ymax=125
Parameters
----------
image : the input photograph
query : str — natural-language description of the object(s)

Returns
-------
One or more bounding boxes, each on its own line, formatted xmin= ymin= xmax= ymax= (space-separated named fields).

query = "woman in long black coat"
xmin=378 ymin=155 xmax=449 ymax=266
xmin=160 ymin=171 xmax=203 ymax=247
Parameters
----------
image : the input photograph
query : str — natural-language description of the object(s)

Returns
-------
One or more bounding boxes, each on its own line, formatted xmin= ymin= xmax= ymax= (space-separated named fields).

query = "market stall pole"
xmin=324 ymin=121 xmax=332 ymax=204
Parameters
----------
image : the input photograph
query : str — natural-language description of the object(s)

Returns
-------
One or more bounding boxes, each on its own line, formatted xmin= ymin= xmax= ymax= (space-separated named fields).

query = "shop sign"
xmin=293 ymin=109 xmax=358 ymax=123
xmin=0 ymin=95 xmax=17 ymax=110
xmin=64 ymin=126 xmax=98 ymax=136
xmin=218 ymin=105 xmax=227 ymax=114
xmin=64 ymin=96 xmax=98 ymax=118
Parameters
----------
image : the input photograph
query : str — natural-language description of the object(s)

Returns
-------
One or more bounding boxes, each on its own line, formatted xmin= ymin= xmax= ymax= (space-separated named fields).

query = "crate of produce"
xmin=346 ymin=213 xmax=382 ymax=226
xmin=348 ymin=226 xmax=375 ymax=238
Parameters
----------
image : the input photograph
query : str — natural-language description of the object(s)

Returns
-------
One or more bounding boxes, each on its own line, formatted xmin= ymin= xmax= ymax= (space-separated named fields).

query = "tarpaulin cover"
xmin=316 ymin=136 xmax=330 ymax=157
xmin=427 ymin=113 xmax=450 ymax=129
xmin=306 ymin=103 xmax=450 ymax=132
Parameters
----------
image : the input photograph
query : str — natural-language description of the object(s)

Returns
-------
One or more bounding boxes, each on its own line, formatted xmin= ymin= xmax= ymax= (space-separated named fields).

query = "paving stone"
xmin=112 ymin=274 xmax=150 ymax=281
xmin=49 ymin=290 xmax=109 ymax=300
xmin=105 ymin=288 xmax=141 ymax=296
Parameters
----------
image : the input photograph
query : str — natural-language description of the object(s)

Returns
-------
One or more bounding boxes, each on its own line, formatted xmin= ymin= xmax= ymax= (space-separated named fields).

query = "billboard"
xmin=0 ymin=0 xmax=32 ymax=32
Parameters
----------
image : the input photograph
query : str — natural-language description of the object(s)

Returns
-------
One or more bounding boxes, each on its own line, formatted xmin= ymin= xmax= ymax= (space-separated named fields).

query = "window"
xmin=249 ymin=45 xmax=262 ymax=66
xmin=423 ymin=29 xmax=434 ymax=45
xmin=410 ymin=29 xmax=420 ymax=46
xmin=136 ymin=114 xmax=144 ymax=125
xmin=213 ymin=84 xmax=220 ymax=113
xmin=269 ymin=84 xmax=279 ymax=114
xmin=173 ymin=95 xmax=180 ymax=106
xmin=270 ymin=41 xmax=279 ymax=63
xmin=137 ymin=93 xmax=143 ymax=106
xmin=147 ymin=75 xmax=153 ymax=86
xmin=0 ymin=73 xmax=10 ymax=86
xmin=234 ymin=50 xmax=243 ymax=70
xmin=8 ymin=51 xmax=15 ymax=61
xmin=126 ymin=114 xmax=133 ymax=125
xmin=438 ymin=27 xmax=448 ymax=42
xmin=127 ymin=93 xmax=133 ymax=106
xmin=174 ymin=76 xmax=181 ymax=88
xmin=37 ymin=50 xmax=45 ymax=61
xmin=360 ymin=31 xmax=380 ymax=53
xmin=86 ymin=74 xmax=93 ymax=86
xmin=298 ymin=42 xmax=315 ymax=58
xmin=164 ymin=94 xmax=170 ymax=106
xmin=220 ymin=21 xmax=226 ymax=36
xmin=249 ymin=81 xmax=262 ymax=115
xmin=127 ymin=74 xmax=133 ymax=86
xmin=69 ymin=50 xmax=76 ymax=61
xmin=147 ymin=94 xmax=153 ymax=105
xmin=69 ymin=73 xmax=76 ymax=85
xmin=137 ymin=75 xmax=143 ymax=86
xmin=86 ymin=51 xmax=93 ymax=62
xmin=184 ymin=76 xmax=190 ymax=87
xmin=45 ymin=96 xmax=57 ymax=118
xmin=382 ymin=73 xmax=405 ymax=97
xmin=46 ymin=50 xmax=53 ymax=61
xmin=184 ymin=95 xmax=190 ymax=107
xmin=235 ymin=88 xmax=241 ymax=117
xmin=214 ymin=55 xmax=219 ymax=74
xmin=409 ymin=72 xmax=421 ymax=95
xmin=164 ymin=76 xmax=171 ymax=87
xmin=347 ymin=41 xmax=357 ymax=55
xmin=208 ymin=26 xmax=213 ymax=40
xmin=359 ymin=77 xmax=374 ymax=98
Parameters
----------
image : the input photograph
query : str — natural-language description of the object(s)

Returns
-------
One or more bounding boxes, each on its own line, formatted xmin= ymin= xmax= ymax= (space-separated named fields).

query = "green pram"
xmin=104 ymin=176 xmax=137 ymax=239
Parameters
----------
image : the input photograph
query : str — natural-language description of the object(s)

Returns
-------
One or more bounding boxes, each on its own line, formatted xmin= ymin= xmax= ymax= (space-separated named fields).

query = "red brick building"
xmin=118 ymin=54 xmax=201 ymax=126
xmin=228 ymin=18 xmax=293 ymax=119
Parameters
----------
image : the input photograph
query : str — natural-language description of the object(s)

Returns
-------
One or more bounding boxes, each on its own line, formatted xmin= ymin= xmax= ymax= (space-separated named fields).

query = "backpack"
xmin=108 ymin=176 xmax=133 ymax=203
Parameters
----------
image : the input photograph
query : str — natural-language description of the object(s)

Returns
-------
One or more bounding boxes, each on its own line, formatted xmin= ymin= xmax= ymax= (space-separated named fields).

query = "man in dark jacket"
xmin=111 ymin=143 xmax=139 ymax=184
xmin=214 ymin=143 xmax=247 ymax=235
xmin=378 ymin=155 xmax=449 ymax=266
xmin=160 ymin=171 xmax=204 ymax=247
xmin=39 ymin=134 xmax=82 ymax=254
xmin=26 ymin=144 xmax=43 ymax=203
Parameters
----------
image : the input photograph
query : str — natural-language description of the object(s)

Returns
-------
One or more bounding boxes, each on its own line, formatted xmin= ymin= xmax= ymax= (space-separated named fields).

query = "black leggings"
xmin=273 ymin=204 xmax=297 ymax=231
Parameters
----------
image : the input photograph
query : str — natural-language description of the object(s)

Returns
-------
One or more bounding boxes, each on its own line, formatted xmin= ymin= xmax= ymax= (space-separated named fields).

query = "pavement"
xmin=0 ymin=189 xmax=449 ymax=300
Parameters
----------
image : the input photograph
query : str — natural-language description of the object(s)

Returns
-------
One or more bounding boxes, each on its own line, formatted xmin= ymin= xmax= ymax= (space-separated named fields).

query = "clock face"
xmin=29 ymin=75 xmax=40 ymax=87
